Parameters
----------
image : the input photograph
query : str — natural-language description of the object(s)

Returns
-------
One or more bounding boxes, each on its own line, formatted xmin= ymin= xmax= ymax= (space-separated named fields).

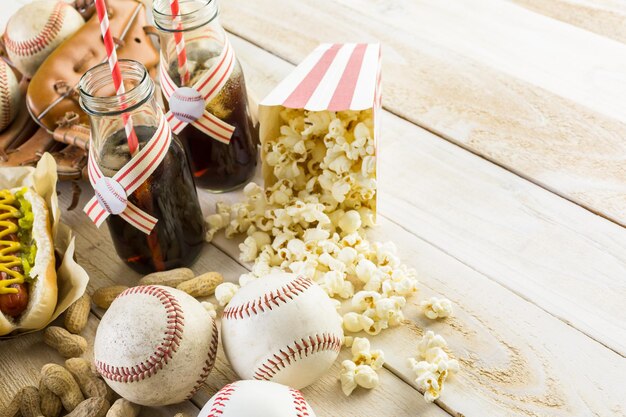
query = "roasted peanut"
xmin=39 ymin=380 xmax=62 ymax=417
xmin=43 ymin=327 xmax=88 ymax=358
xmin=65 ymin=398 xmax=109 ymax=417
xmin=65 ymin=358 xmax=111 ymax=402
xmin=139 ymin=268 xmax=194 ymax=287
xmin=1 ymin=389 xmax=23 ymax=417
xmin=173 ymin=414 xmax=188 ymax=417
xmin=64 ymin=293 xmax=91 ymax=334
xmin=19 ymin=386 xmax=41 ymax=417
xmin=105 ymin=399 xmax=140 ymax=417
xmin=40 ymin=364 xmax=84 ymax=412
xmin=176 ymin=272 xmax=224 ymax=298
xmin=92 ymin=286 xmax=128 ymax=309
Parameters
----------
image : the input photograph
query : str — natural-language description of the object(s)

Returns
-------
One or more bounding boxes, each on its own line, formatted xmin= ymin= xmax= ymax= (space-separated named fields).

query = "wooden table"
xmin=2 ymin=1 xmax=626 ymax=416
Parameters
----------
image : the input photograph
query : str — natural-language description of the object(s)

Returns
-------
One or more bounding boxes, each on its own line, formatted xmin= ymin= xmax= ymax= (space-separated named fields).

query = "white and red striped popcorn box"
xmin=259 ymin=43 xmax=382 ymax=215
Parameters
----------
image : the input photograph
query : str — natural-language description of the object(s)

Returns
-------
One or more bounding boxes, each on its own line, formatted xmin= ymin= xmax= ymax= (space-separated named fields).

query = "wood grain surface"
xmin=200 ymin=35 xmax=626 ymax=417
xmin=228 ymin=34 xmax=626 ymax=355
xmin=218 ymin=0 xmax=626 ymax=229
xmin=510 ymin=0 xmax=626 ymax=44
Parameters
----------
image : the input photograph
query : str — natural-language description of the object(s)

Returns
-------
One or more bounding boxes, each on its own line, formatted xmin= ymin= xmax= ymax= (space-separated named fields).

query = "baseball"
xmin=4 ymin=0 xmax=84 ymax=78
xmin=198 ymin=380 xmax=317 ymax=417
xmin=221 ymin=272 xmax=343 ymax=389
xmin=0 ymin=60 xmax=21 ymax=132
xmin=94 ymin=285 xmax=219 ymax=406
xmin=170 ymin=87 xmax=205 ymax=123
xmin=94 ymin=176 xmax=127 ymax=215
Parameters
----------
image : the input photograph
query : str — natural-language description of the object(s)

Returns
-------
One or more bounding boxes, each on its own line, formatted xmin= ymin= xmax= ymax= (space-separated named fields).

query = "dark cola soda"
xmin=99 ymin=126 xmax=205 ymax=274
xmin=167 ymin=49 xmax=258 ymax=192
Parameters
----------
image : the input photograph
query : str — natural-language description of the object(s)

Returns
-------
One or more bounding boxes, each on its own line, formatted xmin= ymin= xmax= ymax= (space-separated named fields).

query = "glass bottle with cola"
xmin=79 ymin=60 xmax=205 ymax=274
xmin=153 ymin=0 xmax=257 ymax=192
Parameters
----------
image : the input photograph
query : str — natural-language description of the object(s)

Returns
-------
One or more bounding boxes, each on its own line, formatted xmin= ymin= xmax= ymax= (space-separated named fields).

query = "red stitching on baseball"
xmin=95 ymin=190 xmax=113 ymax=214
xmin=290 ymin=388 xmax=310 ymax=417
xmin=173 ymin=111 xmax=200 ymax=122
xmin=173 ymin=92 xmax=204 ymax=103
xmin=253 ymin=332 xmax=342 ymax=382
xmin=222 ymin=276 xmax=314 ymax=320
xmin=105 ymin=179 xmax=127 ymax=204
xmin=204 ymin=383 xmax=236 ymax=417
xmin=0 ymin=65 xmax=10 ymax=129
xmin=4 ymin=2 xmax=67 ymax=57
xmin=95 ymin=286 xmax=185 ymax=383
xmin=186 ymin=319 xmax=219 ymax=399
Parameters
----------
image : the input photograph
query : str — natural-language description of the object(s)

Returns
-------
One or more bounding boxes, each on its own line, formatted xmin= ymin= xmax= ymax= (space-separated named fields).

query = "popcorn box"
xmin=259 ymin=43 xmax=382 ymax=220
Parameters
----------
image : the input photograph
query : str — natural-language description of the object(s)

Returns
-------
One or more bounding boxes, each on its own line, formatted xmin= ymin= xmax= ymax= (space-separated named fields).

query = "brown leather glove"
xmin=0 ymin=99 xmax=90 ymax=182
xmin=27 ymin=0 xmax=159 ymax=131
xmin=1 ymin=0 xmax=158 ymax=187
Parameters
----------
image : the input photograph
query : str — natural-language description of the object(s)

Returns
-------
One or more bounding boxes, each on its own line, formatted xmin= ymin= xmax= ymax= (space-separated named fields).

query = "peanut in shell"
xmin=138 ymin=268 xmax=194 ymax=287
xmin=92 ymin=286 xmax=128 ymax=309
xmin=176 ymin=272 xmax=224 ymax=297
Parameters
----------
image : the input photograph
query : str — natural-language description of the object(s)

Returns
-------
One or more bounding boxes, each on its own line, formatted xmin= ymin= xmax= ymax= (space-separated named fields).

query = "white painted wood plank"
xmin=226 ymin=33 xmax=626 ymax=355
xmin=198 ymin=33 xmax=626 ymax=417
xmin=334 ymin=0 xmax=626 ymax=123
xmin=218 ymin=0 xmax=626 ymax=230
xmin=510 ymin=0 xmax=626 ymax=44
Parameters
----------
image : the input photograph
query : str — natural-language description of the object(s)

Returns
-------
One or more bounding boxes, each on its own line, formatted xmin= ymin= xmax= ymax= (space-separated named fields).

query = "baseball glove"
xmin=0 ymin=0 xmax=158 ymax=185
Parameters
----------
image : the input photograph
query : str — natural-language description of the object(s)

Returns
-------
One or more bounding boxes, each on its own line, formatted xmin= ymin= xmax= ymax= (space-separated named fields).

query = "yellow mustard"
xmin=0 ymin=190 xmax=23 ymax=295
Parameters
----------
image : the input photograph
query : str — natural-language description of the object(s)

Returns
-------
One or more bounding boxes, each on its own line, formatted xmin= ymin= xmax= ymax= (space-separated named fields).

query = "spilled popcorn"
xmin=342 ymin=291 xmax=408 ymax=335
xmin=206 ymin=110 xmax=418 ymax=323
xmin=341 ymin=360 xmax=379 ymax=396
xmin=408 ymin=331 xmax=459 ymax=402
xmin=340 ymin=337 xmax=385 ymax=395
xmin=201 ymin=301 xmax=217 ymax=319
xmin=421 ymin=297 xmax=454 ymax=319
xmin=215 ymin=282 xmax=239 ymax=306
xmin=205 ymin=109 xmax=462 ymax=398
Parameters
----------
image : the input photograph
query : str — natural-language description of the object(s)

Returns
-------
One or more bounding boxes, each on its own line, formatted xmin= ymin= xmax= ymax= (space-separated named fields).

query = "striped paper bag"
xmin=259 ymin=43 xmax=382 ymax=219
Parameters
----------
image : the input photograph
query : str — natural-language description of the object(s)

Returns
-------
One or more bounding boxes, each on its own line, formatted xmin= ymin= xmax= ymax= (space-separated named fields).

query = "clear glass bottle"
xmin=153 ymin=0 xmax=257 ymax=192
xmin=79 ymin=59 xmax=205 ymax=274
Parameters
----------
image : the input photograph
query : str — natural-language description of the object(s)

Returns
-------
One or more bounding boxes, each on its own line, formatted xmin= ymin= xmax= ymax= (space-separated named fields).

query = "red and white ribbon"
xmin=84 ymin=114 xmax=172 ymax=235
xmin=160 ymin=35 xmax=236 ymax=144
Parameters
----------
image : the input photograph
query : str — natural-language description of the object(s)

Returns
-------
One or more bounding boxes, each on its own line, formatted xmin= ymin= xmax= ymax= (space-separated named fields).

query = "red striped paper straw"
xmin=95 ymin=0 xmax=139 ymax=155
xmin=169 ymin=0 xmax=190 ymax=85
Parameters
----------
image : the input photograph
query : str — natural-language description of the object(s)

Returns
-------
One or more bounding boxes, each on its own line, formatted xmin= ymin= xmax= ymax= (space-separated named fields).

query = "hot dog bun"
xmin=0 ymin=188 xmax=57 ymax=336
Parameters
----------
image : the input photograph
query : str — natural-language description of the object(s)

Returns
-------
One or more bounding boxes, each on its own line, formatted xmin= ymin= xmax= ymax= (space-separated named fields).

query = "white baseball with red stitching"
xmin=198 ymin=380 xmax=317 ymax=417
xmin=4 ymin=0 xmax=84 ymax=78
xmin=221 ymin=272 xmax=343 ymax=389
xmin=94 ymin=176 xmax=127 ymax=215
xmin=0 ymin=60 xmax=20 ymax=132
xmin=94 ymin=285 xmax=219 ymax=406
xmin=170 ymin=86 xmax=205 ymax=123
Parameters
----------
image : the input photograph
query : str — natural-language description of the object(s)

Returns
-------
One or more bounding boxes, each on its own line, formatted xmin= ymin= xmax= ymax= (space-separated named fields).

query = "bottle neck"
xmin=79 ymin=60 xmax=154 ymax=116
xmin=78 ymin=60 xmax=162 ymax=173
xmin=153 ymin=0 xmax=220 ymax=33
xmin=153 ymin=0 xmax=227 ymax=88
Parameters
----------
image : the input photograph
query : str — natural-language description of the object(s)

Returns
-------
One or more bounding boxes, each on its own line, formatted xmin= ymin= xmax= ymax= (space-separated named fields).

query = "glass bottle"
xmin=153 ymin=0 xmax=257 ymax=192
xmin=79 ymin=60 xmax=205 ymax=274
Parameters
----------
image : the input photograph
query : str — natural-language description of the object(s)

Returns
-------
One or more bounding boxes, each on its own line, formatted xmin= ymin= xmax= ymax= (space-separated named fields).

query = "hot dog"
xmin=0 ymin=217 xmax=29 ymax=317
xmin=0 ymin=188 xmax=57 ymax=336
